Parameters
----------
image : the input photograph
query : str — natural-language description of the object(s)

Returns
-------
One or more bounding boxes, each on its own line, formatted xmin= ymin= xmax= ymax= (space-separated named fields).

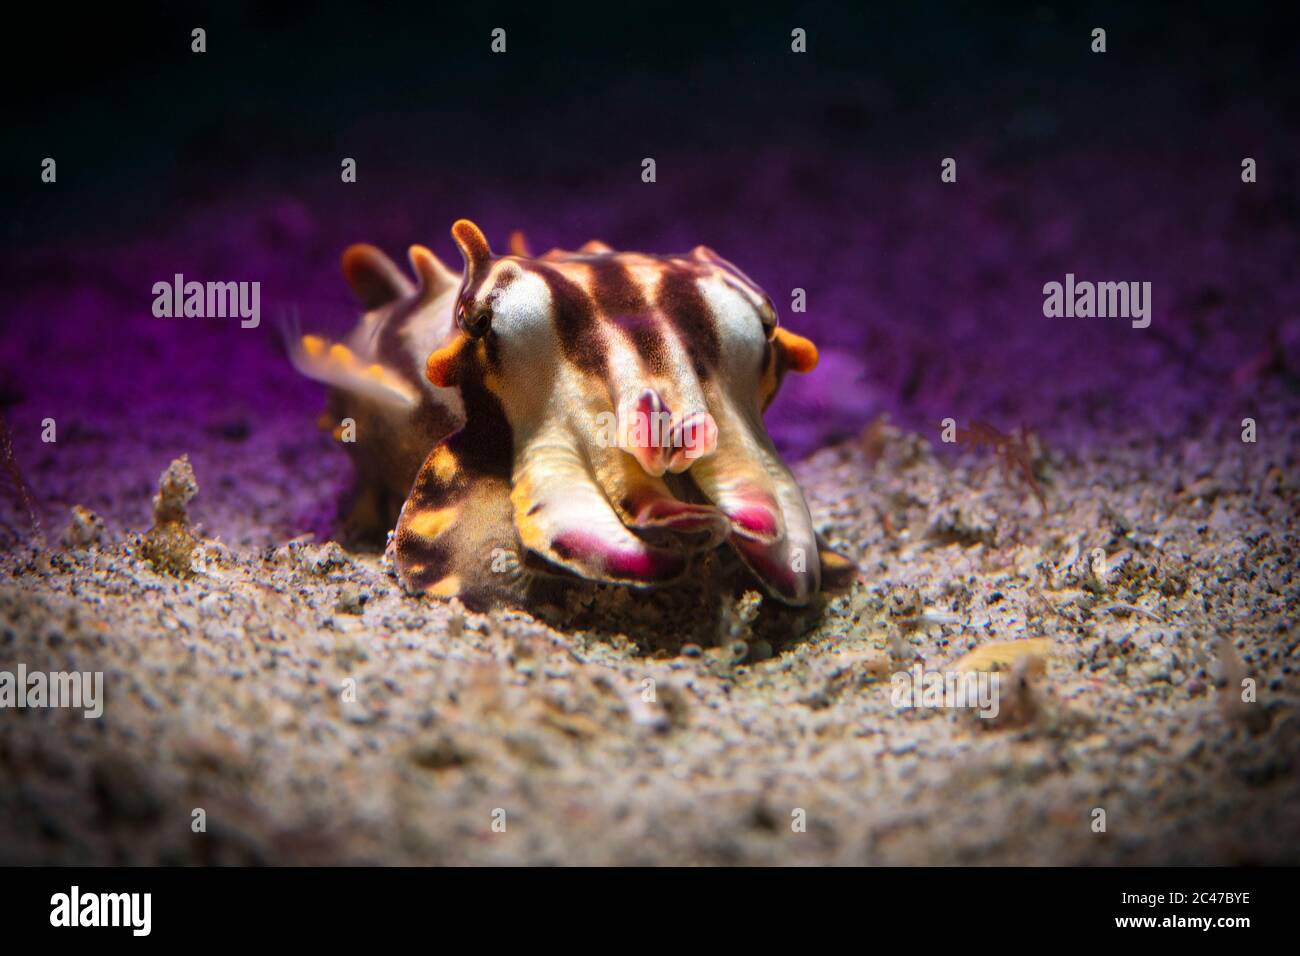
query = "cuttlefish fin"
xmin=289 ymin=334 xmax=419 ymax=408
xmin=408 ymin=244 xmax=459 ymax=302
xmin=508 ymin=230 xmax=532 ymax=257
xmin=341 ymin=243 xmax=415 ymax=310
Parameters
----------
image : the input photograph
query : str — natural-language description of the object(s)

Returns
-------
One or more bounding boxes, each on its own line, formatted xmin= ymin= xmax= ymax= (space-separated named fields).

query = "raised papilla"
xmin=293 ymin=220 xmax=854 ymax=610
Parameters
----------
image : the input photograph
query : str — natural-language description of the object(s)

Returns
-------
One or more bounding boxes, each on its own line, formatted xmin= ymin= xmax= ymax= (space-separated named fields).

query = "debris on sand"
xmin=952 ymin=639 xmax=1053 ymax=731
xmin=334 ymin=583 xmax=367 ymax=615
xmin=718 ymin=590 xmax=762 ymax=654
xmin=813 ymin=648 xmax=893 ymax=704
xmin=985 ymin=652 xmax=1047 ymax=730
xmin=951 ymin=638 xmax=1053 ymax=674
xmin=63 ymin=505 xmax=107 ymax=549
xmin=139 ymin=456 xmax=199 ymax=577
xmin=960 ymin=421 xmax=1049 ymax=512
xmin=0 ymin=412 xmax=45 ymax=548
xmin=151 ymin=455 xmax=199 ymax=525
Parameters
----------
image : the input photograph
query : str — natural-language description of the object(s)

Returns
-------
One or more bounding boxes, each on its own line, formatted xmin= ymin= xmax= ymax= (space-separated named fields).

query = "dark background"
xmin=7 ymin=1 xmax=1297 ymax=241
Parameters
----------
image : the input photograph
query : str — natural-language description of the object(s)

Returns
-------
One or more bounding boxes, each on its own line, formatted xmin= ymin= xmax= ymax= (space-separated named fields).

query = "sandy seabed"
xmin=1 ymin=394 xmax=1297 ymax=866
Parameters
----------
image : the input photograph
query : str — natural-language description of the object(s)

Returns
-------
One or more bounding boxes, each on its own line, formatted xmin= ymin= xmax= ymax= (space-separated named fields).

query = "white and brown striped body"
xmin=293 ymin=220 xmax=852 ymax=610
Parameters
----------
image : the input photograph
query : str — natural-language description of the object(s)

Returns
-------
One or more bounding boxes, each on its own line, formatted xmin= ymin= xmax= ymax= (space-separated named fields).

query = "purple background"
xmin=2 ymin=2 xmax=1297 ymax=543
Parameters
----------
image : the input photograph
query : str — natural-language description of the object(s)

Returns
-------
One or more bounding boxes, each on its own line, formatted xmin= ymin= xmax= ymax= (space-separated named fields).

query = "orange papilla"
xmin=426 ymin=334 xmax=473 ymax=387
xmin=773 ymin=327 xmax=819 ymax=373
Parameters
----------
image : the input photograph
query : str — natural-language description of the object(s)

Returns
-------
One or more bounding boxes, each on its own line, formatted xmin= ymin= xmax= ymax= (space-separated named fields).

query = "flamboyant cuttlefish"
xmin=293 ymin=220 xmax=854 ymax=610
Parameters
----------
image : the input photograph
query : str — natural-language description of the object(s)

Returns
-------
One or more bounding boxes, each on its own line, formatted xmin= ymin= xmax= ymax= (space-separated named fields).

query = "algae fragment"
xmin=140 ymin=456 xmax=198 ymax=577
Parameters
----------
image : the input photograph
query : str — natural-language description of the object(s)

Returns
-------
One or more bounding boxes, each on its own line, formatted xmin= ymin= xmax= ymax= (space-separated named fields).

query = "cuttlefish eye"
xmin=456 ymin=300 xmax=493 ymax=338
xmin=760 ymin=296 xmax=778 ymax=339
